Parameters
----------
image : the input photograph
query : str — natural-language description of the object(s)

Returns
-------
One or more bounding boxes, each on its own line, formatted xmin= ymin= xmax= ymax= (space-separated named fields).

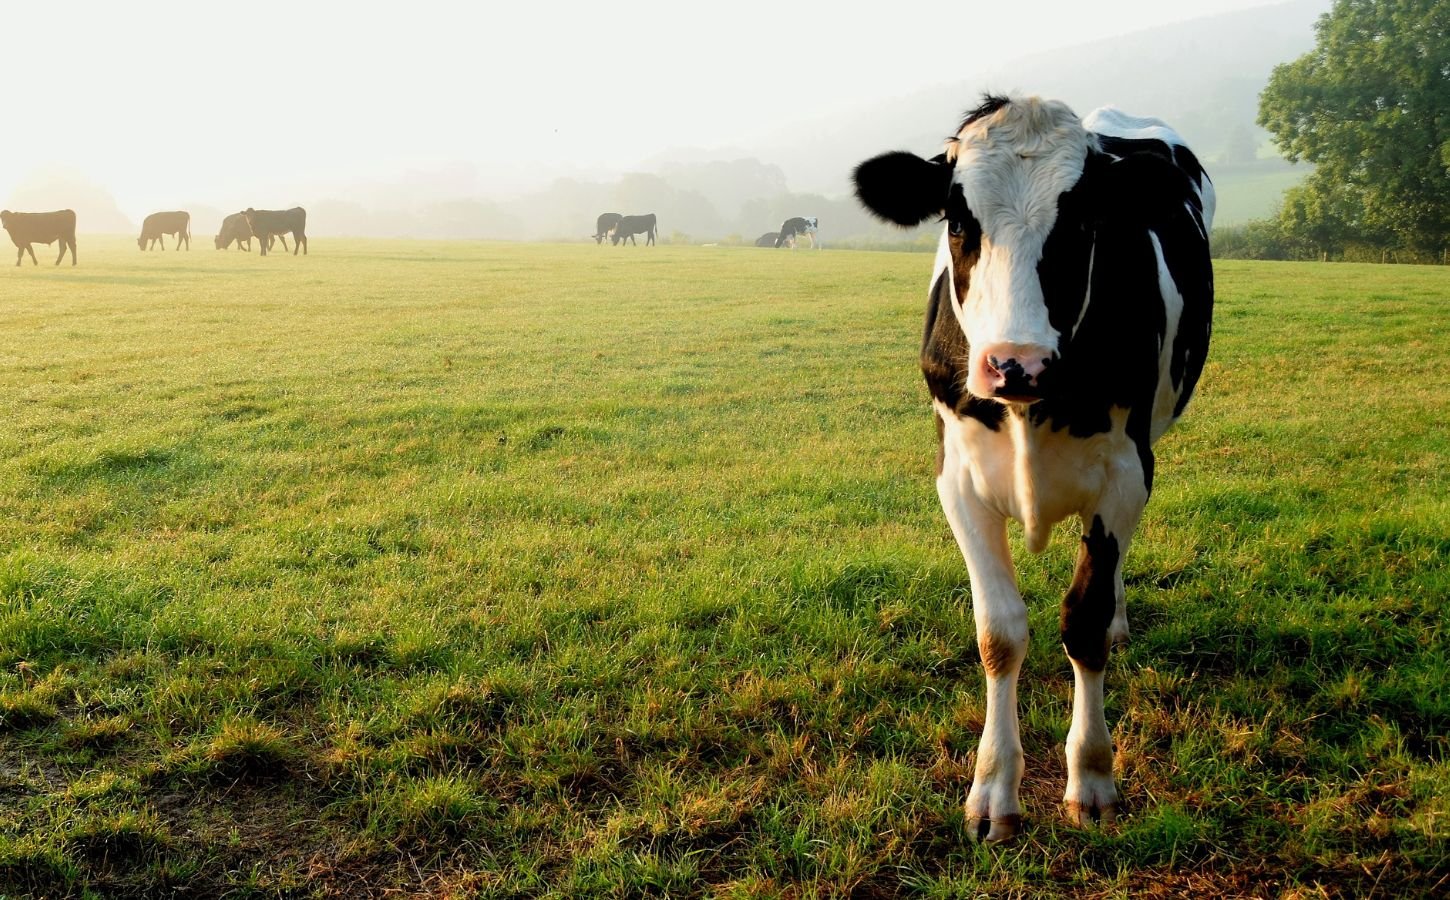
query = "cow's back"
xmin=142 ymin=211 xmax=189 ymax=235
xmin=1091 ymin=107 xmax=1214 ymax=437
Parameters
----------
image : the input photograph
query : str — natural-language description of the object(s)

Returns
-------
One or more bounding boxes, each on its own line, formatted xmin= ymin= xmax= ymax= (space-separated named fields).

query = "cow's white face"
xmin=944 ymin=100 xmax=1091 ymax=401
xmin=855 ymin=97 xmax=1098 ymax=405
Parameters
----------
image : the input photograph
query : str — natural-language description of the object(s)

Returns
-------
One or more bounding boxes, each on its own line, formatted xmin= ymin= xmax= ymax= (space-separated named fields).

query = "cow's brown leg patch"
xmin=978 ymin=631 xmax=1022 ymax=677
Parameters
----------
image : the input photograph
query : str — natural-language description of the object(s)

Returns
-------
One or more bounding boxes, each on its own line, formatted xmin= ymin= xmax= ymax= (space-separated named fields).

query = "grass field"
xmin=1 ymin=239 xmax=1447 ymax=898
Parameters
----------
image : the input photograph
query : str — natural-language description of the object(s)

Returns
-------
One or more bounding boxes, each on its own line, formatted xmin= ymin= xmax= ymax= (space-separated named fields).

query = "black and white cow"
xmin=594 ymin=212 xmax=624 ymax=245
xmin=609 ymin=213 xmax=657 ymax=246
xmin=853 ymin=96 xmax=1213 ymax=842
xmin=774 ymin=216 xmax=818 ymax=248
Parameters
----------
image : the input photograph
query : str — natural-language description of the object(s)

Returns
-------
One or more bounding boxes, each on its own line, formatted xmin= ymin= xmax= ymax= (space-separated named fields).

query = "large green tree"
xmin=1259 ymin=0 xmax=1450 ymax=255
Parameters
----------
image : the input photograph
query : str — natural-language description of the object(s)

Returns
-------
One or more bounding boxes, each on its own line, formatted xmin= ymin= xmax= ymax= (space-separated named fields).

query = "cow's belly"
xmin=938 ymin=401 xmax=1137 ymax=545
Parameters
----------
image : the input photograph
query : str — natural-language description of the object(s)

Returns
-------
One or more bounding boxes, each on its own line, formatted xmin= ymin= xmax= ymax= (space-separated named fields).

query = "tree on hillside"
xmin=1258 ymin=0 xmax=1450 ymax=256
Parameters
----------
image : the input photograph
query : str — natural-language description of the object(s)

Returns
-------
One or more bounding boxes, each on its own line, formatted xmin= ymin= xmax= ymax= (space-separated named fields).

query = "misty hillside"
xmin=743 ymin=0 xmax=1329 ymax=198
xmin=531 ymin=0 xmax=1326 ymax=241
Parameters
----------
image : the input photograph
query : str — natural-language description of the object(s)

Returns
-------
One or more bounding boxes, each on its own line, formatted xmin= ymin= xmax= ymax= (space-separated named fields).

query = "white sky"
xmin=1 ymin=0 xmax=1292 ymax=218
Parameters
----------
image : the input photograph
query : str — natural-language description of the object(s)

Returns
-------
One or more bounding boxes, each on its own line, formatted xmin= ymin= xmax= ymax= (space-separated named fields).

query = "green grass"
xmin=1 ymin=238 xmax=1446 ymax=897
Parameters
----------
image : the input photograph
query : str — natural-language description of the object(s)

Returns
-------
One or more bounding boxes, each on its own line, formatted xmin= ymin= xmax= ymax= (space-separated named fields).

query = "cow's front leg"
xmin=938 ymin=462 xmax=1027 ymax=843
xmin=1061 ymin=457 xmax=1148 ymax=827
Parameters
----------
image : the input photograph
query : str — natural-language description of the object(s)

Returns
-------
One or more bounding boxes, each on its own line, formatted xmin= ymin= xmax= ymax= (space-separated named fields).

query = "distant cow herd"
xmin=0 ymin=206 xmax=308 ymax=265
xmin=593 ymin=212 xmax=818 ymax=249
xmin=2 ymin=202 xmax=817 ymax=265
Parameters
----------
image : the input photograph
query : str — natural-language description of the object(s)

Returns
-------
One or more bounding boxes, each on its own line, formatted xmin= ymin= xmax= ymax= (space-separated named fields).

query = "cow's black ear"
xmin=1082 ymin=150 xmax=1197 ymax=226
xmin=853 ymin=151 xmax=953 ymax=227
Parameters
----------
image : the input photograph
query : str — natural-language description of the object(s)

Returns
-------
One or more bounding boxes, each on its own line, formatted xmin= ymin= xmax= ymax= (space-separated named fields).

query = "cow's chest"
xmin=937 ymin=401 xmax=1135 ymax=541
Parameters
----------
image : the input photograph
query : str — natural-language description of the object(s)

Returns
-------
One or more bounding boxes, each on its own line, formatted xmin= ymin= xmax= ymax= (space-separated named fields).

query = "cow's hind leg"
xmin=1061 ymin=458 xmax=1148 ymax=828
xmin=26 ymin=245 xmax=38 ymax=265
xmin=939 ymin=461 xmax=1028 ymax=843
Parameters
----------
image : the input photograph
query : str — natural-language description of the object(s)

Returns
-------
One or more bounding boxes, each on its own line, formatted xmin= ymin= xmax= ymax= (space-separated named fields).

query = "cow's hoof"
xmin=968 ymin=813 xmax=1022 ymax=844
xmin=1108 ymin=618 xmax=1130 ymax=647
xmin=1065 ymin=799 xmax=1117 ymax=827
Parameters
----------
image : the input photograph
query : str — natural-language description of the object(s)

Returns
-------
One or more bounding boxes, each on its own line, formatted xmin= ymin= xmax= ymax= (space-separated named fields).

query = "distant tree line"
xmin=1230 ymin=0 xmax=1450 ymax=263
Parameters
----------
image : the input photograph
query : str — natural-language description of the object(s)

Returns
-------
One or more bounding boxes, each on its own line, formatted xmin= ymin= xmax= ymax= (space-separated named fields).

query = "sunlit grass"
xmin=1 ymin=239 xmax=1446 ymax=896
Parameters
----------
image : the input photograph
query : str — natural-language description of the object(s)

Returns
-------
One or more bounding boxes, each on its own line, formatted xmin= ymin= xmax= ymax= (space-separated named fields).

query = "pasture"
xmin=1 ymin=239 xmax=1446 ymax=898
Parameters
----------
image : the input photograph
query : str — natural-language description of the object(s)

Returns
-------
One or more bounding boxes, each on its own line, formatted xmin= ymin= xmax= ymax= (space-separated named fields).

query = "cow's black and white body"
xmin=594 ymin=212 xmax=624 ymax=244
xmin=775 ymin=216 xmax=818 ymax=248
xmin=609 ymin=213 xmax=657 ymax=246
xmin=1 ymin=209 xmax=77 ymax=266
xmin=244 ymin=207 xmax=307 ymax=256
xmin=854 ymin=96 xmax=1213 ymax=842
xmin=138 ymin=210 xmax=191 ymax=251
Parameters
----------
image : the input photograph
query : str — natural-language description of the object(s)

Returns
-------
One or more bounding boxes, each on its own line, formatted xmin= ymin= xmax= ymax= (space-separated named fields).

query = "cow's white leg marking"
xmin=1062 ymin=449 xmax=1147 ymax=827
xmin=938 ymin=438 xmax=1027 ymax=843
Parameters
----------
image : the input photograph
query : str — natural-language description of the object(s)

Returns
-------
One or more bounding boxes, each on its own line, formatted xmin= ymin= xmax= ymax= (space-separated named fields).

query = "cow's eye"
xmin=949 ymin=219 xmax=967 ymax=237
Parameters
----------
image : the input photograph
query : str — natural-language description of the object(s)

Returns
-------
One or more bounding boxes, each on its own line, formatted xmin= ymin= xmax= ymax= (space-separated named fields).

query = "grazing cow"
xmin=755 ymin=231 xmax=789 ymax=247
xmin=853 ymin=96 xmax=1213 ymax=842
xmin=215 ymin=213 xmax=285 ymax=251
xmin=774 ymin=216 xmax=818 ymax=248
xmin=138 ymin=211 xmax=191 ymax=251
xmin=215 ymin=212 xmax=254 ymax=250
xmin=0 ymin=209 xmax=77 ymax=266
xmin=594 ymin=212 xmax=624 ymax=244
xmin=609 ymin=213 xmax=657 ymax=246
xmin=244 ymin=207 xmax=307 ymax=256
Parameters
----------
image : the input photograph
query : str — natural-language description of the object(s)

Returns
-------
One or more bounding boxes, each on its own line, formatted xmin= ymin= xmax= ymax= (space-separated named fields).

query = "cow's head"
xmin=215 ymin=234 xmax=227 ymax=250
xmin=0 ymin=211 xmax=10 ymax=230
xmin=854 ymin=95 xmax=1188 ymax=405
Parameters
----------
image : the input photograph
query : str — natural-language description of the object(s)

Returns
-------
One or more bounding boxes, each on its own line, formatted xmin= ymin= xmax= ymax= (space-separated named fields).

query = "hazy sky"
xmin=2 ymin=0 xmax=1297 ymax=218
